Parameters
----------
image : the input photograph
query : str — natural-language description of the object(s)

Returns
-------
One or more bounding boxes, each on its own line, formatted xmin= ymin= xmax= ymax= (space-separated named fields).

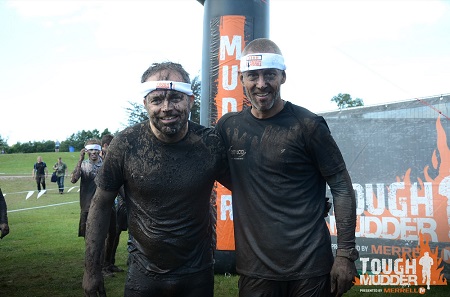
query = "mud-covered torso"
xmin=79 ymin=159 xmax=103 ymax=212
xmin=216 ymin=102 xmax=346 ymax=280
xmin=95 ymin=120 xmax=229 ymax=274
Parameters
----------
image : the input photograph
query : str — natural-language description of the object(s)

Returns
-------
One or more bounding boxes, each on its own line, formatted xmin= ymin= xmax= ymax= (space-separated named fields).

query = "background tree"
xmin=0 ymin=135 xmax=8 ymax=153
xmin=63 ymin=129 xmax=112 ymax=151
xmin=125 ymin=101 xmax=147 ymax=126
xmin=4 ymin=129 xmax=112 ymax=153
xmin=190 ymin=76 xmax=201 ymax=124
xmin=126 ymin=75 xmax=201 ymax=126
xmin=331 ymin=93 xmax=364 ymax=109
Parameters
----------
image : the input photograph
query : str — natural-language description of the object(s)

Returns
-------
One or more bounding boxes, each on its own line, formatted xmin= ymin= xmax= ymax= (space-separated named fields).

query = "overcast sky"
xmin=1 ymin=0 xmax=449 ymax=145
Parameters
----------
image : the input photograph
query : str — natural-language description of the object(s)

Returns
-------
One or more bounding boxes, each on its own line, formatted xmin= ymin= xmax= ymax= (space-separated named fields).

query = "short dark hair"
xmin=84 ymin=138 xmax=101 ymax=147
xmin=101 ymin=134 xmax=114 ymax=146
xmin=141 ymin=62 xmax=191 ymax=84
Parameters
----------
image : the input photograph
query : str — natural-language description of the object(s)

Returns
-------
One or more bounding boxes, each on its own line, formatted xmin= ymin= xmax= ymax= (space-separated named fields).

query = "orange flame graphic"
xmin=349 ymin=116 xmax=450 ymax=242
xmin=394 ymin=116 xmax=450 ymax=243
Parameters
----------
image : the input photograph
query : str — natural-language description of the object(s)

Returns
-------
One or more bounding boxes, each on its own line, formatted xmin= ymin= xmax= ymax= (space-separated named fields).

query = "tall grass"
xmin=1 ymin=153 xmax=448 ymax=296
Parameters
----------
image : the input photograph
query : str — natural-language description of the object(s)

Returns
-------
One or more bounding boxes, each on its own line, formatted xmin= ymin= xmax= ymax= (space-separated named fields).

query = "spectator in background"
xmin=53 ymin=157 xmax=68 ymax=194
xmin=0 ymin=188 xmax=10 ymax=239
xmin=70 ymin=139 xmax=103 ymax=238
xmin=108 ymin=188 xmax=128 ymax=271
xmin=99 ymin=134 xmax=114 ymax=160
xmin=55 ymin=140 xmax=60 ymax=152
xmin=32 ymin=156 xmax=48 ymax=193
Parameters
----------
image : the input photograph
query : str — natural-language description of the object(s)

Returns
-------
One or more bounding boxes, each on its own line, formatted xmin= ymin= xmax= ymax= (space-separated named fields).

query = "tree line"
xmin=0 ymin=129 xmax=113 ymax=154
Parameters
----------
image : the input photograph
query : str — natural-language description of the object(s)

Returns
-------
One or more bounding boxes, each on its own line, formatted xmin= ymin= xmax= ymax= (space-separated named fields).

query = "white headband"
xmin=240 ymin=53 xmax=286 ymax=72
xmin=140 ymin=81 xmax=193 ymax=98
xmin=85 ymin=144 xmax=101 ymax=151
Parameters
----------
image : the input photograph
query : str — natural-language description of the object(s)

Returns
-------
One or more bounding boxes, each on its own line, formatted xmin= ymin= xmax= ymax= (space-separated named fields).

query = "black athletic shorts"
xmin=238 ymin=274 xmax=332 ymax=297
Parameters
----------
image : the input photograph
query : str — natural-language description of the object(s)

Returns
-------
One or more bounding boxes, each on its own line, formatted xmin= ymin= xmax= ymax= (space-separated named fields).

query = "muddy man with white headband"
xmin=140 ymin=71 xmax=195 ymax=143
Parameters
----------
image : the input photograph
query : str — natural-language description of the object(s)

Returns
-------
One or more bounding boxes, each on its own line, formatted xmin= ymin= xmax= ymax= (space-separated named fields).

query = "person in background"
xmin=70 ymin=139 xmax=102 ymax=238
xmin=0 ymin=188 xmax=10 ymax=239
xmin=32 ymin=156 xmax=48 ymax=193
xmin=108 ymin=188 xmax=128 ymax=269
xmin=82 ymin=61 xmax=230 ymax=297
xmin=216 ymin=38 xmax=358 ymax=297
xmin=55 ymin=140 xmax=60 ymax=152
xmin=53 ymin=157 xmax=67 ymax=194
xmin=99 ymin=133 xmax=125 ymax=276
xmin=99 ymin=134 xmax=114 ymax=160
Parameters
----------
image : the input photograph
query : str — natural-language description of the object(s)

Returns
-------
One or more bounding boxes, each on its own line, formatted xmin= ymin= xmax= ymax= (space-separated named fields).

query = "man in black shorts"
xmin=82 ymin=62 xmax=230 ymax=297
xmin=216 ymin=38 xmax=358 ymax=297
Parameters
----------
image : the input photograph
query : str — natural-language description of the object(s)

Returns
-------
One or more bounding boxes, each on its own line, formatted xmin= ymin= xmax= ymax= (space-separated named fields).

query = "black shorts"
xmin=238 ymin=274 xmax=331 ymax=297
xmin=124 ymin=251 xmax=214 ymax=297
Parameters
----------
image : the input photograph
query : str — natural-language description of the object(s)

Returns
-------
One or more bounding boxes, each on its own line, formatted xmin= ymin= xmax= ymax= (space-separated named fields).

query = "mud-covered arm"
xmin=217 ymin=167 xmax=232 ymax=192
xmin=83 ymin=187 xmax=117 ymax=296
xmin=325 ymin=169 xmax=358 ymax=296
xmin=325 ymin=169 xmax=356 ymax=249
xmin=213 ymin=126 xmax=232 ymax=191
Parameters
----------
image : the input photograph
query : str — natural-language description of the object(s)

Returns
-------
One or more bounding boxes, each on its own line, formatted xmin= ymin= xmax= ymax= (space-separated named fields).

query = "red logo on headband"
xmin=155 ymin=82 xmax=173 ymax=89
xmin=247 ymin=60 xmax=262 ymax=67
xmin=246 ymin=55 xmax=263 ymax=67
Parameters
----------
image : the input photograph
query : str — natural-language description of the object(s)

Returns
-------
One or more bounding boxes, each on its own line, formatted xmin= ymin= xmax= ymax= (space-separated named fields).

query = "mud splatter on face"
xmin=143 ymin=70 xmax=192 ymax=143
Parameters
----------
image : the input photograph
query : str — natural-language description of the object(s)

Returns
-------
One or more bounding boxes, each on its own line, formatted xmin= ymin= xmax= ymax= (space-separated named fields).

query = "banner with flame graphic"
xmin=322 ymin=96 xmax=450 ymax=290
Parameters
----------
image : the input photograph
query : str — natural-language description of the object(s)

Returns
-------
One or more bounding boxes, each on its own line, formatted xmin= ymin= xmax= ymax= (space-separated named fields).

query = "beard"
xmin=151 ymin=116 xmax=187 ymax=136
xmin=248 ymin=87 xmax=281 ymax=111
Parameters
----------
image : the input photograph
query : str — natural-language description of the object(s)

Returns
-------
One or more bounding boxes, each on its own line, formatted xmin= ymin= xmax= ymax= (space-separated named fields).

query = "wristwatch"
xmin=336 ymin=248 xmax=359 ymax=261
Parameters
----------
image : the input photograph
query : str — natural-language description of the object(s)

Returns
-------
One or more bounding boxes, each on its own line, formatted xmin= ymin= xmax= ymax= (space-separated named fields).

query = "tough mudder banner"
xmin=323 ymin=96 xmax=450 ymax=291
xmin=208 ymin=15 xmax=251 ymax=251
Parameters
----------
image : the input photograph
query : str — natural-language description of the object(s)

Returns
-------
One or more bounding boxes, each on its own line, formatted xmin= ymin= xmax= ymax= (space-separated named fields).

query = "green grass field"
xmin=1 ymin=152 xmax=449 ymax=296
